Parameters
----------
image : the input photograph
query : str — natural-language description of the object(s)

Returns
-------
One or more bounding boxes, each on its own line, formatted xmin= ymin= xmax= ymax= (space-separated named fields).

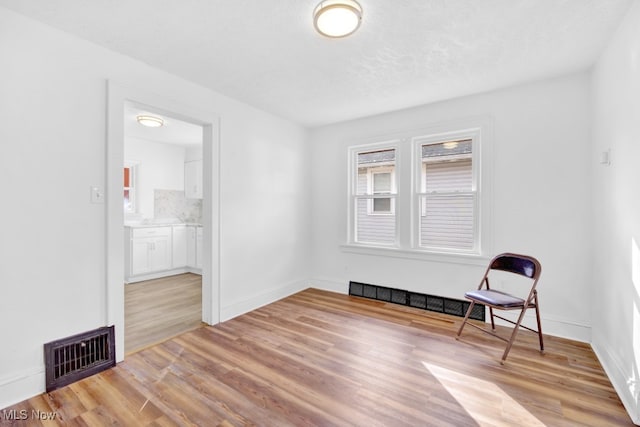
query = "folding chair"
xmin=456 ymin=252 xmax=543 ymax=364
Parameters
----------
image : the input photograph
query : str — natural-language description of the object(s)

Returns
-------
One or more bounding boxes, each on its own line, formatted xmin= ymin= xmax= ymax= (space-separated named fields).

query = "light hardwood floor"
xmin=125 ymin=273 xmax=203 ymax=354
xmin=2 ymin=288 xmax=634 ymax=426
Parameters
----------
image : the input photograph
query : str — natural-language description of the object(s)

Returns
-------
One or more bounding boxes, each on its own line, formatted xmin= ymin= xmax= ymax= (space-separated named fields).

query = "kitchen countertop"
xmin=125 ymin=222 xmax=202 ymax=228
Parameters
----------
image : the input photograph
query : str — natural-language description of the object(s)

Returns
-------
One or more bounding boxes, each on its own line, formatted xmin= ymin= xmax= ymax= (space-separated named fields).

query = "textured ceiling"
xmin=0 ymin=0 xmax=632 ymax=127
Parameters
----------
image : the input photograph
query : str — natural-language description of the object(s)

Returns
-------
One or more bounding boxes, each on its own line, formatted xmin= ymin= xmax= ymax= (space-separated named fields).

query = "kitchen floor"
xmin=125 ymin=273 xmax=202 ymax=354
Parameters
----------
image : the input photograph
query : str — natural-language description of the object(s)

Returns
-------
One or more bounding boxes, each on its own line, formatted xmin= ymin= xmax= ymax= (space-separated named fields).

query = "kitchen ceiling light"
xmin=313 ymin=0 xmax=363 ymax=38
xmin=443 ymin=141 xmax=459 ymax=150
xmin=136 ymin=115 xmax=164 ymax=128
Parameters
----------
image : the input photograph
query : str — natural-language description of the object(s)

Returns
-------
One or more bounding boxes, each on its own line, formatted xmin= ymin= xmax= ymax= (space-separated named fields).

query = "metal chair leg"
xmin=534 ymin=292 xmax=544 ymax=352
xmin=456 ymin=301 xmax=475 ymax=339
xmin=500 ymin=307 xmax=528 ymax=364
xmin=489 ymin=307 xmax=496 ymax=330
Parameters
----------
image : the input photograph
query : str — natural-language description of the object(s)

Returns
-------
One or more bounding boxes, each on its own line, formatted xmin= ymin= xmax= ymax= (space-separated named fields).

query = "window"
xmin=368 ymin=167 xmax=394 ymax=214
xmin=123 ymin=164 xmax=136 ymax=213
xmin=417 ymin=138 xmax=475 ymax=251
xmin=353 ymin=147 xmax=397 ymax=244
xmin=347 ymin=119 xmax=490 ymax=260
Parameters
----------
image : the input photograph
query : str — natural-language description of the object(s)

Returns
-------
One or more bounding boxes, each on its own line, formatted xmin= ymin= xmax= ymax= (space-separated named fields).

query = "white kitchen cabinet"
xmin=131 ymin=238 xmax=151 ymax=275
xmin=172 ymin=225 xmax=187 ymax=268
xmin=184 ymin=159 xmax=203 ymax=199
xmin=148 ymin=237 xmax=171 ymax=271
xmin=125 ymin=224 xmax=201 ymax=283
xmin=196 ymin=226 xmax=203 ymax=269
xmin=186 ymin=225 xmax=203 ymax=271
xmin=125 ymin=226 xmax=172 ymax=281
xmin=187 ymin=226 xmax=197 ymax=267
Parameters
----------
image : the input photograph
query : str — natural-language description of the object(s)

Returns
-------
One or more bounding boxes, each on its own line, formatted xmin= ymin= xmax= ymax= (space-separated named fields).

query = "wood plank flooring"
xmin=125 ymin=273 xmax=202 ymax=354
xmin=2 ymin=288 xmax=634 ymax=426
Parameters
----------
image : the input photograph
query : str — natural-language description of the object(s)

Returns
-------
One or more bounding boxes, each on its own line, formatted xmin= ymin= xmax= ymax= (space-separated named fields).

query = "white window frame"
xmin=344 ymin=117 xmax=493 ymax=264
xmin=348 ymin=141 xmax=400 ymax=247
xmin=413 ymin=131 xmax=479 ymax=254
xmin=367 ymin=166 xmax=395 ymax=215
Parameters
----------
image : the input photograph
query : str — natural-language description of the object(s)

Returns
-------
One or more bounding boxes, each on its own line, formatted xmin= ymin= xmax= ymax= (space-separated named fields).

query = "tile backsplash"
xmin=154 ymin=189 xmax=202 ymax=223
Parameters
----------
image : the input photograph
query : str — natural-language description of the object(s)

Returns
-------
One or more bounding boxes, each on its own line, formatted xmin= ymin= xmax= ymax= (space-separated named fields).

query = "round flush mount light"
xmin=442 ymin=141 xmax=459 ymax=150
xmin=136 ymin=115 xmax=164 ymax=128
xmin=313 ymin=0 xmax=363 ymax=38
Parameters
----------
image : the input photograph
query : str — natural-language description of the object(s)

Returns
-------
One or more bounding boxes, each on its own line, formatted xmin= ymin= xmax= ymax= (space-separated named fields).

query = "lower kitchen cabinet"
xmin=195 ymin=226 xmax=203 ymax=269
xmin=186 ymin=225 xmax=203 ymax=269
xmin=172 ymin=225 xmax=188 ymax=268
xmin=127 ymin=226 xmax=172 ymax=278
xmin=125 ymin=224 xmax=202 ymax=283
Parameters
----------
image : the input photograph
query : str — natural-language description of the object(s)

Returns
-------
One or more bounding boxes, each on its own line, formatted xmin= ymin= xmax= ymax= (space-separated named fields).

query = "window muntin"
xmin=354 ymin=148 xmax=397 ymax=244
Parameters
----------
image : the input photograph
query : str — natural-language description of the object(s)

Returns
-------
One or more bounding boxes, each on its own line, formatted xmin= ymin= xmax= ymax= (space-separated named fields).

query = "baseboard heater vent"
xmin=349 ymin=281 xmax=485 ymax=322
xmin=44 ymin=326 xmax=116 ymax=392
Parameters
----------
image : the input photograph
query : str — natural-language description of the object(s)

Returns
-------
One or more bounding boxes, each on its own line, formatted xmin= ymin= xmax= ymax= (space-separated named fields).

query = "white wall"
xmin=0 ymin=6 xmax=309 ymax=408
xmin=124 ymin=137 xmax=186 ymax=220
xmin=218 ymin=106 xmax=311 ymax=320
xmin=309 ymin=72 xmax=593 ymax=342
xmin=591 ymin=1 xmax=640 ymax=423
xmin=185 ymin=146 xmax=203 ymax=162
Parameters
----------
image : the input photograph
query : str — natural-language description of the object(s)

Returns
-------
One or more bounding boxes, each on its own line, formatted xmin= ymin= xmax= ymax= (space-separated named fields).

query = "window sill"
xmin=340 ymin=243 xmax=490 ymax=266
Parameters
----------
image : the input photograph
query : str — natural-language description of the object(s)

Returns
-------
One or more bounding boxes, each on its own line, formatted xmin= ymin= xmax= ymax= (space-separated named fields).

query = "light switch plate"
xmin=90 ymin=186 xmax=104 ymax=204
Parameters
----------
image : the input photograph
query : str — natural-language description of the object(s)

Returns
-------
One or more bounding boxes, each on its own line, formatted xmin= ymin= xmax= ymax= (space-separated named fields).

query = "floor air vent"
xmin=44 ymin=326 xmax=116 ymax=392
xmin=349 ymin=281 xmax=485 ymax=322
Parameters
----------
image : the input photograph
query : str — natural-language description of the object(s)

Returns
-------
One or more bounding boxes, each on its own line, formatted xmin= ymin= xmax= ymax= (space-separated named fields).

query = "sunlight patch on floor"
xmin=422 ymin=362 xmax=546 ymax=427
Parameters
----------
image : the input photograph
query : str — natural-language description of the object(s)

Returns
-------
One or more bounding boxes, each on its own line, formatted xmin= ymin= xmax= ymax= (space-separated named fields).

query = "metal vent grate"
xmin=44 ymin=326 xmax=116 ymax=392
xmin=349 ymin=281 xmax=485 ymax=322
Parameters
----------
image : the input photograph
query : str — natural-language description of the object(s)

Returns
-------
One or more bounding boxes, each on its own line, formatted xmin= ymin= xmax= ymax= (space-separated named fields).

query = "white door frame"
xmin=106 ymin=81 xmax=220 ymax=361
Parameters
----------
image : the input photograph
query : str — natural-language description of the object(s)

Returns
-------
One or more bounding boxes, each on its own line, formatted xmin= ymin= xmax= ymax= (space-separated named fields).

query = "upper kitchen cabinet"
xmin=185 ymin=159 xmax=203 ymax=199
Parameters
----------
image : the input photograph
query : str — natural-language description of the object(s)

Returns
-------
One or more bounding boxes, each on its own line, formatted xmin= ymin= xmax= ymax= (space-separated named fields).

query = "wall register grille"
xmin=349 ymin=281 xmax=485 ymax=321
xmin=44 ymin=326 xmax=116 ymax=392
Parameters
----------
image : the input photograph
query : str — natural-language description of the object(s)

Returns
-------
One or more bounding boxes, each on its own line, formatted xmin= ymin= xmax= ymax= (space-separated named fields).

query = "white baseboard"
xmin=592 ymin=342 xmax=640 ymax=425
xmin=0 ymin=367 xmax=45 ymax=411
xmin=309 ymin=277 xmax=348 ymax=294
xmin=125 ymin=267 xmax=202 ymax=284
xmin=491 ymin=311 xmax=591 ymax=343
xmin=220 ymin=279 xmax=309 ymax=322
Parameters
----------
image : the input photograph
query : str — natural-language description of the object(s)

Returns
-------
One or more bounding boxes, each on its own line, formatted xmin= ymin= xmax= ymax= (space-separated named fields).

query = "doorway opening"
xmin=106 ymin=82 xmax=220 ymax=362
xmin=122 ymin=103 xmax=205 ymax=353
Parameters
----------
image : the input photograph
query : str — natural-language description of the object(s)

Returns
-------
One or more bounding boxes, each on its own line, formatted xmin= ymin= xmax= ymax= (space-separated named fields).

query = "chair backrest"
xmin=489 ymin=253 xmax=541 ymax=280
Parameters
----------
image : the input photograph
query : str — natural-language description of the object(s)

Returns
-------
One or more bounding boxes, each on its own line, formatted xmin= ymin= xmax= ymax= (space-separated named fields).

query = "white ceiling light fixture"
xmin=313 ymin=0 xmax=363 ymax=38
xmin=443 ymin=141 xmax=459 ymax=150
xmin=136 ymin=115 xmax=164 ymax=128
